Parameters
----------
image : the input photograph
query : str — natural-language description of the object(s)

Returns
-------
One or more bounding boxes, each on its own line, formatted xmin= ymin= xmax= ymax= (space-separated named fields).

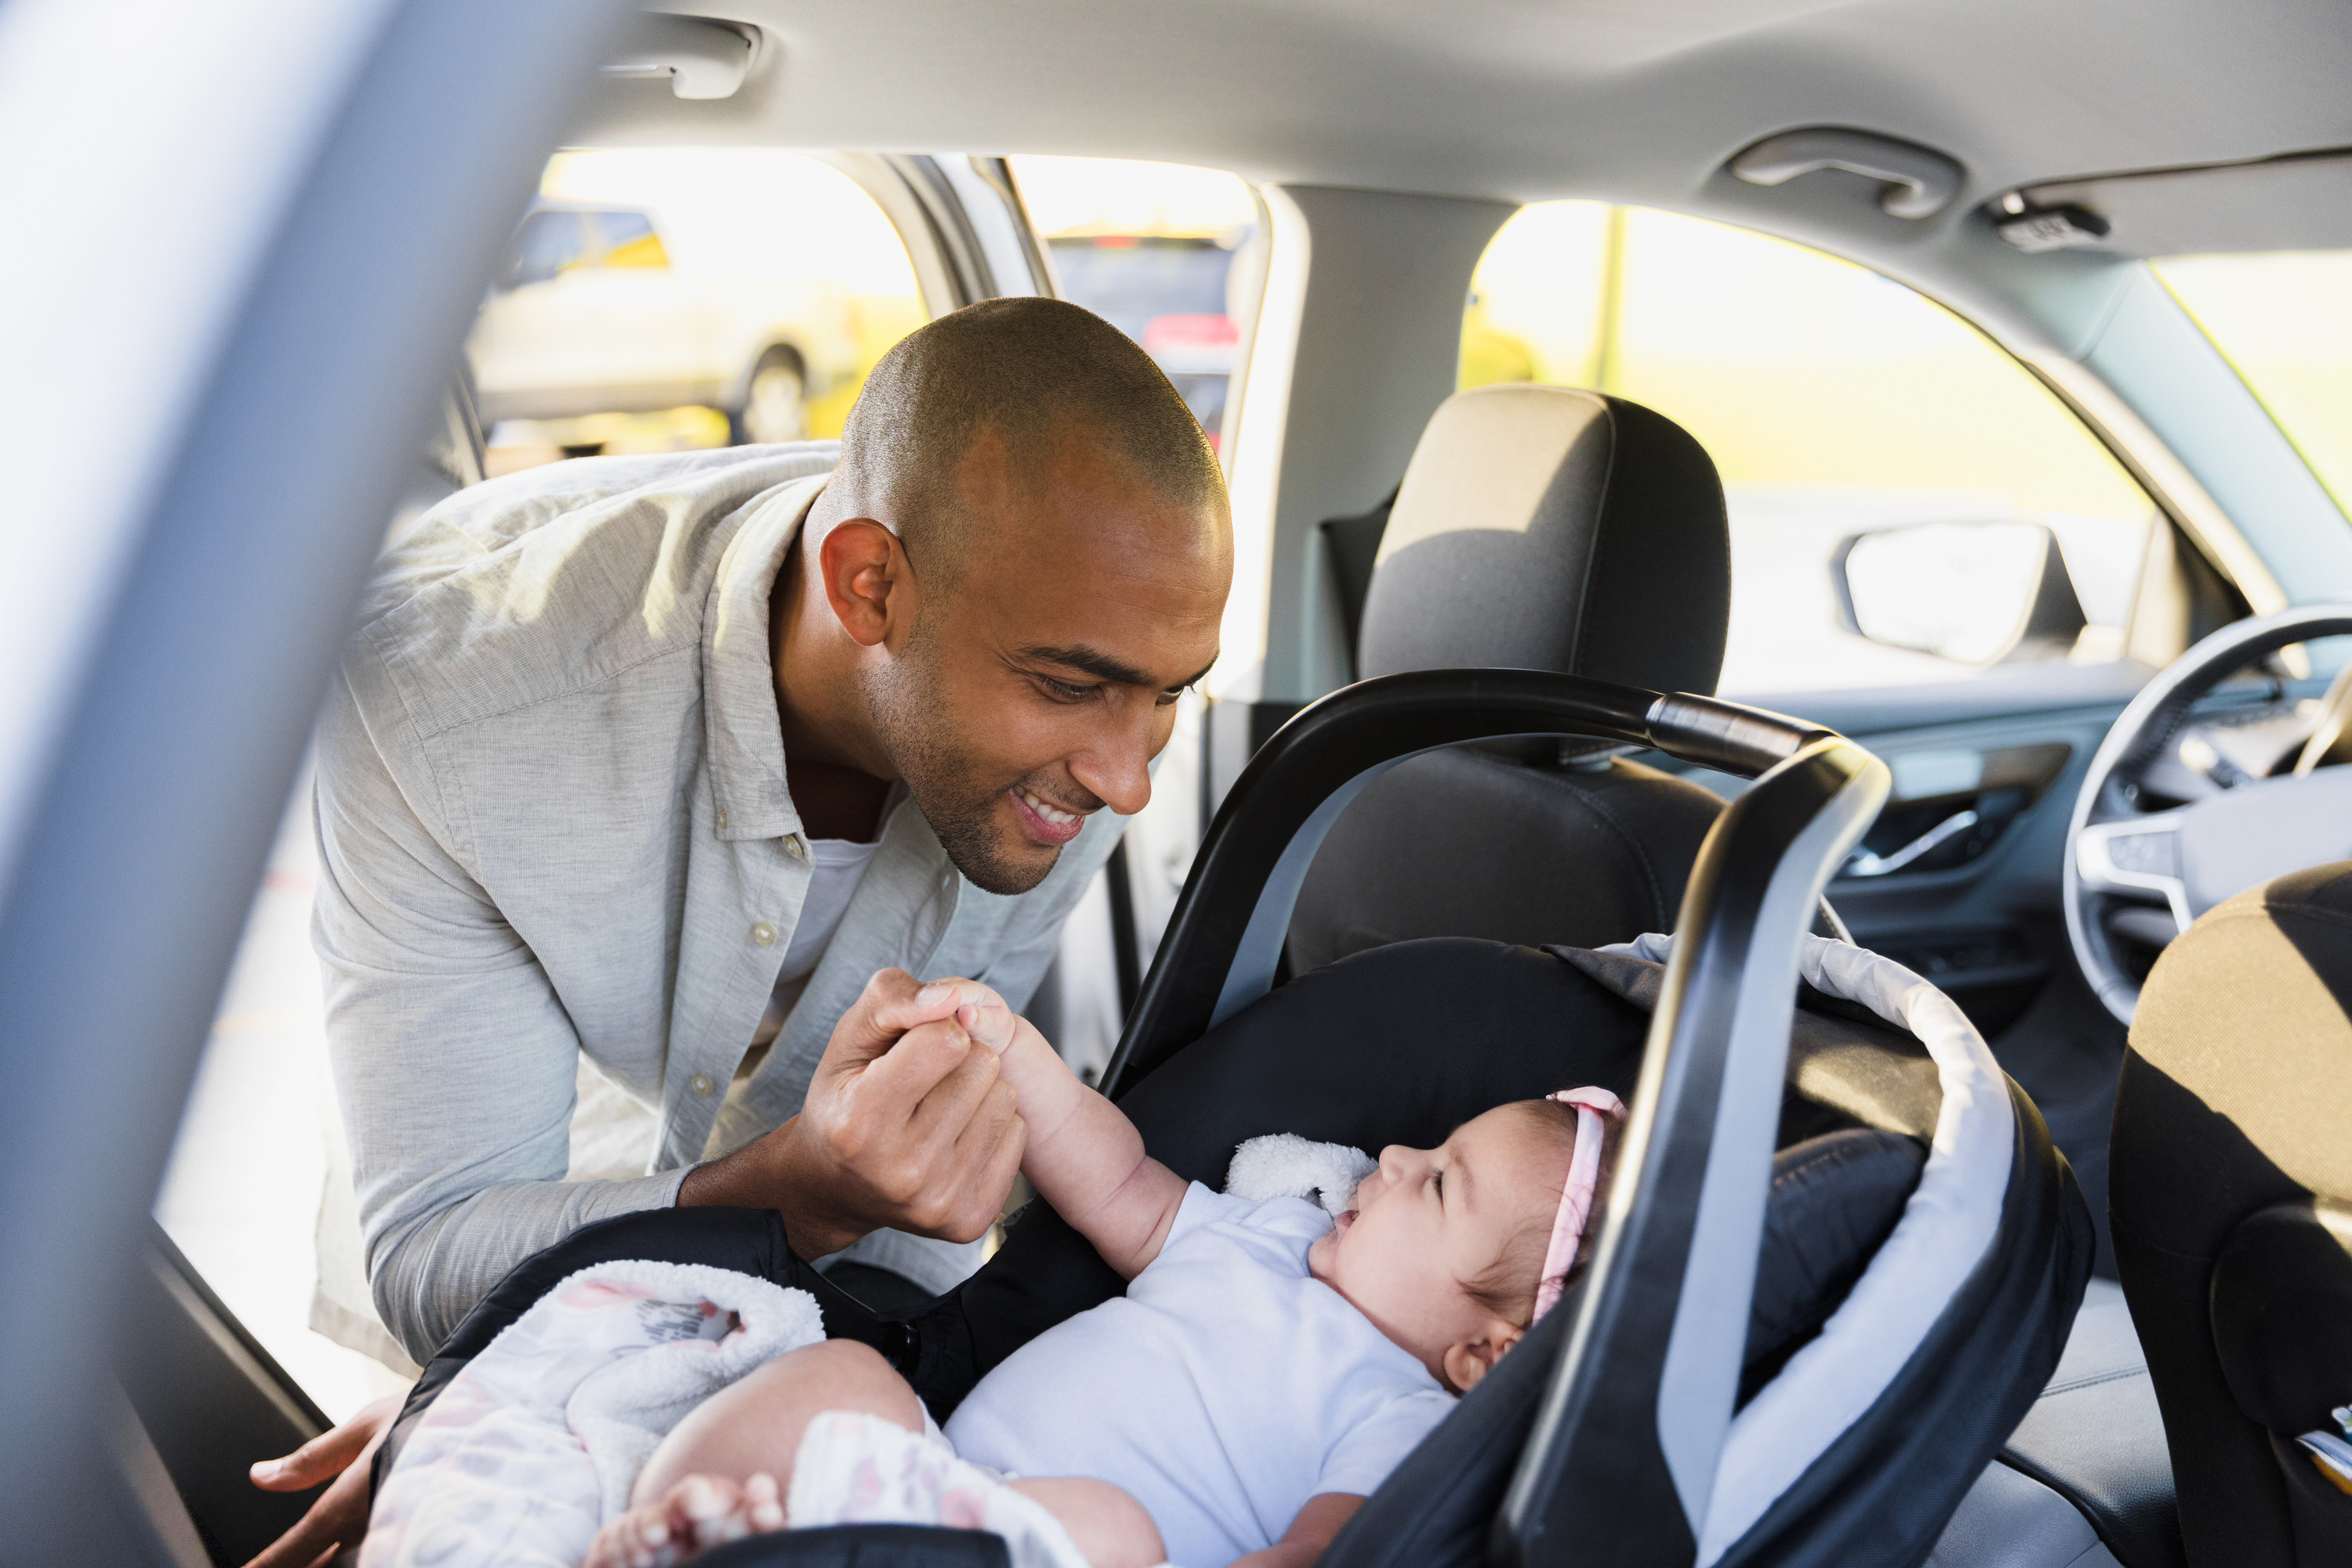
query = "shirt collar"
xmin=702 ymin=474 xmax=829 ymax=843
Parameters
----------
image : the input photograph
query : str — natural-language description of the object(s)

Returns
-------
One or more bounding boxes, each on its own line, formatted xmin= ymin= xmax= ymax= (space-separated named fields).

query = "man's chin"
xmin=938 ymin=830 xmax=1062 ymax=896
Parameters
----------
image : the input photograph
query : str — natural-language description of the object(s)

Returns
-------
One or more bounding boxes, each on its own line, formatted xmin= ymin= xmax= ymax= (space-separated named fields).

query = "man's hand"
xmin=241 ymin=1393 xmax=402 ymax=1568
xmin=679 ymin=968 xmax=1025 ymax=1258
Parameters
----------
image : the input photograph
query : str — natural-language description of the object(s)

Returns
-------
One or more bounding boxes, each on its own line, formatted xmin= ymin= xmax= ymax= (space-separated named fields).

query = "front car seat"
xmin=1288 ymin=384 xmax=1733 ymax=970
xmin=2113 ymin=862 xmax=2352 ymax=1566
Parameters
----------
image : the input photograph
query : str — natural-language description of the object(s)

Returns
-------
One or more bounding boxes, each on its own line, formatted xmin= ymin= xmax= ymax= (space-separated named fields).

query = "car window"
xmin=154 ymin=147 xmax=936 ymax=1417
xmin=1465 ymin=204 xmax=2161 ymax=696
xmin=586 ymin=207 xmax=667 ymax=269
xmin=2154 ymin=250 xmax=2352 ymax=523
xmin=1011 ymin=157 xmax=1261 ymax=451
xmin=470 ymin=149 xmax=927 ymax=474
xmin=503 ymin=208 xmax=586 ymax=289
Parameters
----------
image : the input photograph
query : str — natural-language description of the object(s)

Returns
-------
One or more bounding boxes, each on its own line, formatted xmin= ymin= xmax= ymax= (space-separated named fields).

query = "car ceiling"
xmin=587 ymin=0 xmax=2352 ymax=242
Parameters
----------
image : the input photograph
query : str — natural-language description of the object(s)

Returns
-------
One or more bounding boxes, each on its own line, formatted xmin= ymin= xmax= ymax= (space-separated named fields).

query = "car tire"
xmin=731 ymin=348 xmax=808 ymax=445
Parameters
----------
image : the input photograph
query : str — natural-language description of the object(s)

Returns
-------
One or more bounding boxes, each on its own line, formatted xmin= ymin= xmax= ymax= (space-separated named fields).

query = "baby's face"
xmin=1307 ymin=1105 xmax=1570 ymax=1391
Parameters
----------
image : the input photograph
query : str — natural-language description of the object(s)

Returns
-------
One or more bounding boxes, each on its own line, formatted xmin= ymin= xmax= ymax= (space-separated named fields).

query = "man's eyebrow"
xmin=1018 ymin=644 xmax=1217 ymax=691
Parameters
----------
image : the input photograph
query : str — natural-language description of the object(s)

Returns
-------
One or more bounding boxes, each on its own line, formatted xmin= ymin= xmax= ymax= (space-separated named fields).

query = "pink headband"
xmin=1532 ymin=1086 xmax=1626 ymax=1321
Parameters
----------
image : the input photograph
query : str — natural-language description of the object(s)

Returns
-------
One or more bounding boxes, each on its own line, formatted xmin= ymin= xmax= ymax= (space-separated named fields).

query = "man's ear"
xmin=1442 ymin=1319 xmax=1526 ymax=1394
xmin=816 ymin=519 xmax=916 ymax=649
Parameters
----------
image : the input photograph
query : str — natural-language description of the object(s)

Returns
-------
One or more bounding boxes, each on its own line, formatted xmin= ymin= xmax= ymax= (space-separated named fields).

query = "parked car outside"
xmin=1050 ymin=232 xmax=1243 ymax=447
xmin=466 ymin=199 xmax=864 ymax=446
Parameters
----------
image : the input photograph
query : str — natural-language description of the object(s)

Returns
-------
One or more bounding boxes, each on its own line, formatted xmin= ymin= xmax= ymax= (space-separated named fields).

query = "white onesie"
xmin=942 ymin=1184 xmax=1456 ymax=1568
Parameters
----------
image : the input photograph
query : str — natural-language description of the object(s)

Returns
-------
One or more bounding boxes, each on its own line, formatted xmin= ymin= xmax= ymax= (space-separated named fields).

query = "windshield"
xmin=2154 ymin=250 xmax=2352 ymax=520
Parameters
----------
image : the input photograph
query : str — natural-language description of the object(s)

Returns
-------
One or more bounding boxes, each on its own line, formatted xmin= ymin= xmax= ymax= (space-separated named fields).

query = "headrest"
xmin=1356 ymin=386 xmax=1730 ymax=698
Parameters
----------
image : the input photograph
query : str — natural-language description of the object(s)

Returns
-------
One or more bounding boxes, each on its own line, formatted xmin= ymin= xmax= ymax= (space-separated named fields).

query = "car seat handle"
xmin=1102 ymin=670 xmax=1888 ymax=1555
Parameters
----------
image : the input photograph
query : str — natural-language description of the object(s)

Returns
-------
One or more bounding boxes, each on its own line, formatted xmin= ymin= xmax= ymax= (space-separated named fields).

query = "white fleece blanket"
xmin=1224 ymin=1132 xmax=1375 ymax=1218
xmin=362 ymin=1259 xmax=823 ymax=1568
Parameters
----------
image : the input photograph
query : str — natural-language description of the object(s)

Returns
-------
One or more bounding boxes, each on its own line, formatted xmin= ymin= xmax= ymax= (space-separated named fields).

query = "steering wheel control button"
xmin=750 ymin=921 xmax=777 ymax=946
xmin=2105 ymin=829 xmax=2180 ymax=877
xmin=690 ymin=1073 xmax=717 ymax=1098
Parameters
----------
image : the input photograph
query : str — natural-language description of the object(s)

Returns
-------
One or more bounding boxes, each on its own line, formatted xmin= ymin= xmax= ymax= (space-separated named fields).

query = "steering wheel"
xmin=2065 ymin=604 xmax=2352 ymax=1023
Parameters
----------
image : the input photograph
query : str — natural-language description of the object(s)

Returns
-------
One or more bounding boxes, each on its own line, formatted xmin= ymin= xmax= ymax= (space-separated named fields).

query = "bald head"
xmin=833 ymin=296 xmax=1228 ymax=588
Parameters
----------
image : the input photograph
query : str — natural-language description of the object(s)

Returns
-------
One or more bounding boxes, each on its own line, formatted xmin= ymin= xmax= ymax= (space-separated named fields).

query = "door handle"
xmin=1844 ymin=808 xmax=1978 ymax=878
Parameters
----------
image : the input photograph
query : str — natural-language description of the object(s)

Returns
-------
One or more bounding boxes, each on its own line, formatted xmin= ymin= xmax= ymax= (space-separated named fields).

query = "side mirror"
xmin=1832 ymin=521 xmax=2087 ymax=665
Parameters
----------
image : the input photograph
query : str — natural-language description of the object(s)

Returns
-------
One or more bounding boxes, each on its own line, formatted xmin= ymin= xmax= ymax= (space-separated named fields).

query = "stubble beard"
xmin=860 ymin=619 xmax=1059 ymax=897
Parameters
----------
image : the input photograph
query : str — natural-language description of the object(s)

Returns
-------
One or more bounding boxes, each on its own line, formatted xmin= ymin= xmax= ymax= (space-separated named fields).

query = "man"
xmin=246 ymin=296 xmax=1232 ymax=1565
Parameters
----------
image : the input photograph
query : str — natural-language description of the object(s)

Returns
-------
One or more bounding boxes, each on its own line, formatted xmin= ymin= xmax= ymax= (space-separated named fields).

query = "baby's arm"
xmin=949 ymin=986 xmax=1186 ymax=1279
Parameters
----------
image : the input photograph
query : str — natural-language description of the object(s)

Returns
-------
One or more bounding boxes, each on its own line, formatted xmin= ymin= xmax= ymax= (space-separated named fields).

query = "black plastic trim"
xmin=1095 ymin=668 xmax=1884 ymax=1563
xmin=1496 ymin=738 xmax=1882 ymax=1564
xmin=1101 ymin=670 xmax=1838 ymax=1097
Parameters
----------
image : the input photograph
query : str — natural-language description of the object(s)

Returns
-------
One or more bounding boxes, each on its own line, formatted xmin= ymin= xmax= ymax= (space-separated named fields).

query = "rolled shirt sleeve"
xmin=305 ymin=448 xmax=1126 ymax=1363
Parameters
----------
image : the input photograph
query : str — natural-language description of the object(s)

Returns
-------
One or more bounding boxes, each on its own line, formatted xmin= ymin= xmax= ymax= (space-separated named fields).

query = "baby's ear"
xmin=1442 ymin=1320 xmax=1526 ymax=1394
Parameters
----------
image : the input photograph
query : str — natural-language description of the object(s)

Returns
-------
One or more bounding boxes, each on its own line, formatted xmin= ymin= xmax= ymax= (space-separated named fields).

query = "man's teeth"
xmin=1020 ymin=789 xmax=1080 ymax=826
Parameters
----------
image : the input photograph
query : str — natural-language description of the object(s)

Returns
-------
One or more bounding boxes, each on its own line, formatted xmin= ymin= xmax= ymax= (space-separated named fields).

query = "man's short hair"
xmin=837 ymin=297 xmax=1227 ymax=586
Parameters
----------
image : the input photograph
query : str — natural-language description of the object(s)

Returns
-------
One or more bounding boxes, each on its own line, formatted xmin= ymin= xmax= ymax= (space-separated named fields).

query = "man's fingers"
xmin=249 ymin=1396 xmax=397 ymax=1490
xmin=818 ymin=969 xmax=928 ymax=1069
xmin=931 ymin=1087 xmax=1026 ymax=1242
xmin=868 ymin=976 xmax=1003 ymax=1038
xmin=898 ymin=1025 xmax=1009 ymax=1155
xmin=856 ymin=1015 xmax=982 ymax=1114
xmin=817 ymin=970 xmax=993 ymax=1080
xmin=238 ymin=1469 xmax=366 ymax=1568
xmin=240 ymin=1396 xmax=397 ymax=1568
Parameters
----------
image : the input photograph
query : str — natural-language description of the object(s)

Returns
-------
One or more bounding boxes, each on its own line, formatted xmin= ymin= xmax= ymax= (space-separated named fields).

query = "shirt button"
xmin=750 ymin=922 xmax=777 ymax=946
xmin=716 ymin=810 xmax=728 ymax=829
xmin=784 ymin=835 xmax=807 ymax=860
xmin=690 ymin=1073 xmax=716 ymax=1098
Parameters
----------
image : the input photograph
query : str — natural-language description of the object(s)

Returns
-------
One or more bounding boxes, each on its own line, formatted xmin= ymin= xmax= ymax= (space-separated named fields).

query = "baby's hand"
xmin=943 ymin=978 xmax=1017 ymax=1056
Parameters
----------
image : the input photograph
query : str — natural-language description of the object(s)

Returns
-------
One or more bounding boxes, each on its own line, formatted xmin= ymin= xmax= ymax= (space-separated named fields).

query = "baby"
xmin=586 ymin=982 xmax=1625 ymax=1568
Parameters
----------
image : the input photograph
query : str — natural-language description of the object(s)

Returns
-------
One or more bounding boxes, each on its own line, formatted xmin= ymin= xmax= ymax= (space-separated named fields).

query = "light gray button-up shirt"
xmin=313 ymin=443 xmax=1120 ymax=1360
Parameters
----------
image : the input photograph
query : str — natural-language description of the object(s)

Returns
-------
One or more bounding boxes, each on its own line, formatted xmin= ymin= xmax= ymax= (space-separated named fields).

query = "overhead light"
xmin=601 ymin=14 xmax=755 ymax=100
xmin=1993 ymin=203 xmax=2111 ymax=252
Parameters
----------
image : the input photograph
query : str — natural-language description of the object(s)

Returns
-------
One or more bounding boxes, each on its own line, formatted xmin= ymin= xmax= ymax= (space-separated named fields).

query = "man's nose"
xmin=1065 ymin=711 xmax=1155 ymax=818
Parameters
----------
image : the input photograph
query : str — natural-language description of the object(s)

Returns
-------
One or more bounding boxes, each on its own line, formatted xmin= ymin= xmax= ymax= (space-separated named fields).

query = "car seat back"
xmin=2114 ymin=862 xmax=2352 ymax=1566
xmin=1289 ymin=386 xmax=1733 ymax=970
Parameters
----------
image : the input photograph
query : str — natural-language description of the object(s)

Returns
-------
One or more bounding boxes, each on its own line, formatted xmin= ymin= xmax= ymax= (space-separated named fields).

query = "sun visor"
xmin=1988 ymin=147 xmax=2352 ymax=258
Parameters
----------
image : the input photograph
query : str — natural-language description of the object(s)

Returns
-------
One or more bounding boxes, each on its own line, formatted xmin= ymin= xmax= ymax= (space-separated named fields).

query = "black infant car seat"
xmin=374 ymin=673 xmax=2092 ymax=1568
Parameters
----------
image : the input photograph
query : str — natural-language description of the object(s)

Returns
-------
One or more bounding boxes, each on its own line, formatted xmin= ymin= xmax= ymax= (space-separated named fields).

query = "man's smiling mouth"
xmin=1008 ymin=786 xmax=1089 ymax=846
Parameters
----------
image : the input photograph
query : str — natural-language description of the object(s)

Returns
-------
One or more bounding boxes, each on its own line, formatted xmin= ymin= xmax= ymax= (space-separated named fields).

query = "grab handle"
xmin=1729 ymin=127 xmax=1965 ymax=220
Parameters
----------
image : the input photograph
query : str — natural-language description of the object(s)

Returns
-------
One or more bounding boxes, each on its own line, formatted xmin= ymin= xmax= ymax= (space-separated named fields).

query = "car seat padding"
xmin=960 ymin=938 xmax=1659 ymax=1376
xmin=961 ymin=937 xmax=1943 ymax=1388
xmin=371 ymin=935 xmax=1965 ymax=1560
xmin=1316 ymin=1130 xmax=1928 ymax=1568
